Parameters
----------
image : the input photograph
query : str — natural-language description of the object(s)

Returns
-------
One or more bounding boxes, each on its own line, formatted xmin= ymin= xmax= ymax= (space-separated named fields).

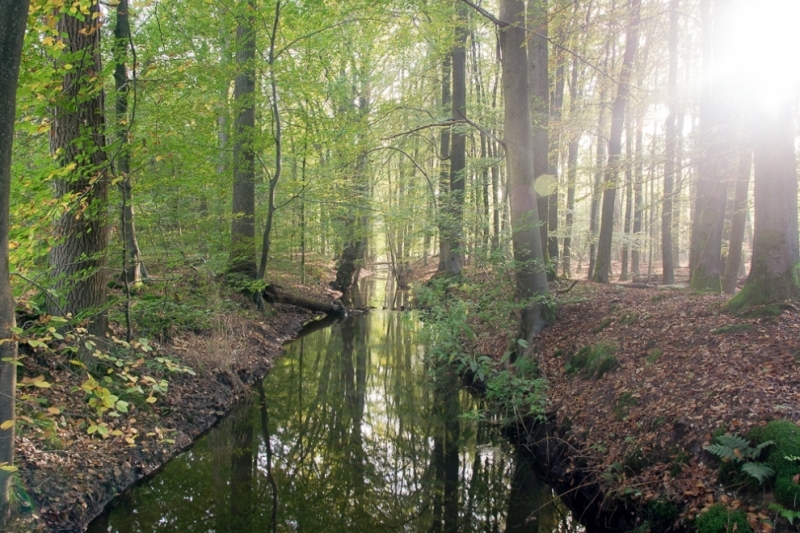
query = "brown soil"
xmin=6 ymin=279 xmax=336 ymax=533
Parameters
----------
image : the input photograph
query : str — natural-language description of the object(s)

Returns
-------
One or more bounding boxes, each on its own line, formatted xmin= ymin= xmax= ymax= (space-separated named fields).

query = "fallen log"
xmin=263 ymin=285 xmax=347 ymax=316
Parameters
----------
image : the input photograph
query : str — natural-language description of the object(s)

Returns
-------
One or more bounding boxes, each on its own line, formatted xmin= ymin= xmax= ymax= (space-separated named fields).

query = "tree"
xmin=0 ymin=0 xmax=28 ymax=518
xmin=722 ymin=144 xmax=751 ymax=295
xmin=661 ymin=0 xmax=679 ymax=284
xmin=725 ymin=103 xmax=799 ymax=312
xmin=498 ymin=0 xmax=550 ymax=346
xmin=592 ymin=0 xmax=642 ymax=283
xmin=114 ymin=0 xmax=147 ymax=286
xmin=49 ymin=0 xmax=109 ymax=336
xmin=230 ymin=0 xmax=257 ymax=278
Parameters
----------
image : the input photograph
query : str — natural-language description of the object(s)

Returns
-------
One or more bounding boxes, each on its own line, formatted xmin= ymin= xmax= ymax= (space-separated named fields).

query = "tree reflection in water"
xmin=89 ymin=278 xmax=578 ymax=533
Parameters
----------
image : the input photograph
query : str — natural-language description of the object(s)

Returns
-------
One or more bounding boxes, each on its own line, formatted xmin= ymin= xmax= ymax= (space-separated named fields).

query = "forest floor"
xmin=467 ymin=276 xmax=800 ymax=532
xmin=6 ymin=271 xmax=338 ymax=533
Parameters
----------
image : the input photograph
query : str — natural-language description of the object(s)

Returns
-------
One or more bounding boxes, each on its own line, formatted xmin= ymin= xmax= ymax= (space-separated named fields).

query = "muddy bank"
xmin=10 ymin=300 xmax=320 ymax=533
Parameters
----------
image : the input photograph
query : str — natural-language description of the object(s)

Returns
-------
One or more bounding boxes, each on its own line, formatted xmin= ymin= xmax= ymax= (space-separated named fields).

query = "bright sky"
xmin=728 ymin=0 xmax=800 ymax=115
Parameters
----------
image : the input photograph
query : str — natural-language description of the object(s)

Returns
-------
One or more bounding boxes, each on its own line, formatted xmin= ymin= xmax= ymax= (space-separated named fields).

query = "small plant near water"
xmin=566 ymin=343 xmax=618 ymax=380
xmin=703 ymin=434 xmax=775 ymax=484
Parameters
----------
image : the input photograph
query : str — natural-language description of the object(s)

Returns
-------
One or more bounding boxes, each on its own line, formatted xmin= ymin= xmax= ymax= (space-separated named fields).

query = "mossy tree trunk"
xmin=725 ymin=104 xmax=799 ymax=313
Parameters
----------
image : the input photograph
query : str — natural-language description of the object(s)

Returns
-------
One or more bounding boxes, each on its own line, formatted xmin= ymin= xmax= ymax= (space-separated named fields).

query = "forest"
xmin=1 ymin=0 xmax=800 ymax=531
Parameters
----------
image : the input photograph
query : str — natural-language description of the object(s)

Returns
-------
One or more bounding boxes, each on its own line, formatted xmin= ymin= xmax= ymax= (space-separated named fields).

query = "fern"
xmin=741 ymin=462 xmax=775 ymax=484
xmin=770 ymin=503 xmax=800 ymax=525
xmin=704 ymin=434 xmax=776 ymax=484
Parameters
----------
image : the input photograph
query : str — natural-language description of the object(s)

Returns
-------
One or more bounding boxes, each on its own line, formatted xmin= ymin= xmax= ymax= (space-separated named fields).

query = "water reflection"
xmin=89 ymin=277 xmax=571 ymax=533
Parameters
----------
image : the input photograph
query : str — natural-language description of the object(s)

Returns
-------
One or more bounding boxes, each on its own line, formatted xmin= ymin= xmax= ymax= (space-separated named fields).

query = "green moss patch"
xmin=750 ymin=419 xmax=800 ymax=509
xmin=694 ymin=504 xmax=752 ymax=533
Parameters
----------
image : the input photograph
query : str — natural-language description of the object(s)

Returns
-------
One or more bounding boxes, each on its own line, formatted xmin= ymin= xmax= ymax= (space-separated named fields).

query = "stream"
xmin=88 ymin=274 xmax=577 ymax=532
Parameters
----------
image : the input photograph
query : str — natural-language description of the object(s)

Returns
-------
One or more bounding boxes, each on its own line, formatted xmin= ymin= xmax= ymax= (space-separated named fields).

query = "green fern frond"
xmin=741 ymin=462 xmax=775 ymax=484
xmin=703 ymin=443 xmax=737 ymax=461
xmin=715 ymin=434 xmax=751 ymax=451
xmin=751 ymin=440 xmax=775 ymax=458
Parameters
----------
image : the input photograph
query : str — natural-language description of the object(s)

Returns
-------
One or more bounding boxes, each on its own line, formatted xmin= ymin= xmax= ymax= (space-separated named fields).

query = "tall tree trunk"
xmin=726 ymin=104 xmax=799 ymax=311
xmin=115 ymin=0 xmax=147 ymax=286
xmin=499 ymin=0 xmax=550 ymax=348
xmin=528 ymin=0 xmax=550 ymax=270
xmin=49 ymin=0 xmax=109 ymax=335
xmin=438 ymin=56 xmax=451 ymax=271
xmin=446 ymin=0 xmax=468 ymax=275
xmin=549 ymin=51 xmax=565 ymax=268
xmin=661 ymin=0 xmax=679 ymax=284
xmin=690 ymin=0 xmax=735 ymax=292
xmin=593 ymin=0 xmax=642 ymax=283
xmin=619 ymin=116 xmax=634 ymax=281
xmin=587 ymin=66 xmax=607 ymax=281
xmin=0 ymin=0 xmax=27 ymax=518
xmin=631 ymin=113 xmax=644 ymax=277
xmin=722 ymin=145 xmax=751 ymax=294
xmin=230 ymin=0 xmax=257 ymax=278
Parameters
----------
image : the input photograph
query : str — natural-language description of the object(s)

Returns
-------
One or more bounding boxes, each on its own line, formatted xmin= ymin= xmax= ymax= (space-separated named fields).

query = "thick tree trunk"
xmin=722 ymin=146 xmax=751 ymax=294
xmin=0 ymin=0 xmax=28 ymax=518
xmin=263 ymin=285 xmax=347 ymax=315
xmin=49 ymin=0 xmax=109 ymax=336
xmin=115 ymin=0 xmax=147 ymax=286
xmin=499 ymin=0 xmax=550 ymax=347
xmin=726 ymin=105 xmax=799 ymax=312
xmin=230 ymin=0 xmax=257 ymax=278
xmin=593 ymin=0 xmax=641 ymax=283
xmin=528 ymin=0 xmax=550 ymax=269
xmin=661 ymin=0 xmax=679 ymax=284
xmin=446 ymin=1 xmax=468 ymax=276
xmin=690 ymin=0 xmax=735 ymax=292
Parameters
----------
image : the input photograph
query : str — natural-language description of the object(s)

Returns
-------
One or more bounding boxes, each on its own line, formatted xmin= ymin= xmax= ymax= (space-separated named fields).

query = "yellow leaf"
xmin=33 ymin=380 xmax=51 ymax=388
xmin=125 ymin=437 xmax=135 ymax=445
xmin=0 ymin=420 xmax=14 ymax=430
xmin=145 ymin=396 xmax=157 ymax=404
xmin=47 ymin=407 xmax=60 ymax=415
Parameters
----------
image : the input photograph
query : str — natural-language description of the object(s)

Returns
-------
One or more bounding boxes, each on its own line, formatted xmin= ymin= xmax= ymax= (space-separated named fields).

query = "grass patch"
xmin=592 ymin=317 xmax=613 ymax=333
xmin=619 ymin=313 xmax=638 ymax=326
xmin=646 ymin=348 xmax=663 ymax=365
xmin=614 ymin=392 xmax=638 ymax=421
xmin=650 ymin=293 xmax=669 ymax=303
xmin=711 ymin=323 xmax=754 ymax=335
xmin=566 ymin=343 xmax=618 ymax=380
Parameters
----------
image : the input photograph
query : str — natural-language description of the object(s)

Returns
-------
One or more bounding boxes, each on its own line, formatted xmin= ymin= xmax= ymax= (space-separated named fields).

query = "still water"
xmin=88 ymin=275 xmax=569 ymax=532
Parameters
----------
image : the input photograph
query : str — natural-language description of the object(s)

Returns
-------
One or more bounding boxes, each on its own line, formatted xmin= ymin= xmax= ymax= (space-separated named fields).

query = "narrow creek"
xmin=88 ymin=274 xmax=578 ymax=532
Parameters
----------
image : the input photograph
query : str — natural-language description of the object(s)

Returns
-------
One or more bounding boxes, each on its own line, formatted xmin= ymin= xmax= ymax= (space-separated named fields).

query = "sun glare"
xmin=728 ymin=0 xmax=800 ymax=114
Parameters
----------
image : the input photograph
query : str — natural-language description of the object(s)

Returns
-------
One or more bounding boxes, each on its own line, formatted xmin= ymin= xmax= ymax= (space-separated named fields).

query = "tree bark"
xmin=230 ymin=0 xmax=257 ymax=278
xmin=661 ymin=0 xmax=679 ymax=284
xmin=499 ymin=0 xmax=550 ymax=347
xmin=722 ymin=145 xmax=751 ymax=294
xmin=528 ymin=0 xmax=550 ymax=270
xmin=619 ymin=116 xmax=634 ymax=281
xmin=593 ymin=0 xmax=642 ymax=283
xmin=49 ymin=0 xmax=109 ymax=336
xmin=726 ymin=104 xmax=799 ymax=312
xmin=437 ymin=56 xmax=451 ymax=271
xmin=115 ymin=0 xmax=147 ymax=286
xmin=0 ymin=0 xmax=27 ymax=518
xmin=445 ymin=0 xmax=468 ymax=275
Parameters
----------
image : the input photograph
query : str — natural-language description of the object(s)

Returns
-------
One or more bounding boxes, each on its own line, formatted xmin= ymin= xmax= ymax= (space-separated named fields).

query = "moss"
xmin=749 ymin=419 xmax=800 ymax=509
xmin=690 ymin=264 xmax=722 ymax=293
xmin=725 ymin=256 xmax=800 ymax=315
xmin=565 ymin=343 xmax=618 ymax=380
xmin=694 ymin=504 xmax=752 ymax=533
xmin=646 ymin=499 xmax=681 ymax=532
xmin=614 ymin=392 xmax=638 ymax=421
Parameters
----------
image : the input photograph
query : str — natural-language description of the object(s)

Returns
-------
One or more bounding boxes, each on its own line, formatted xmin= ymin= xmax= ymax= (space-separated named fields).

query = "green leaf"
xmin=517 ymin=338 xmax=528 ymax=349
xmin=741 ymin=462 xmax=775 ymax=484
xmin=115 ymin=400 xmax=129 ymax=413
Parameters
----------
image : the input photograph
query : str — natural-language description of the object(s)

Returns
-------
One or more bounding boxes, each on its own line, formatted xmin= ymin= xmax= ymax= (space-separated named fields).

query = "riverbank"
xmin=465 ymin=279 xmax=800 ymax=533
xmin=6 ymin=275 xmax=337 ymax=532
